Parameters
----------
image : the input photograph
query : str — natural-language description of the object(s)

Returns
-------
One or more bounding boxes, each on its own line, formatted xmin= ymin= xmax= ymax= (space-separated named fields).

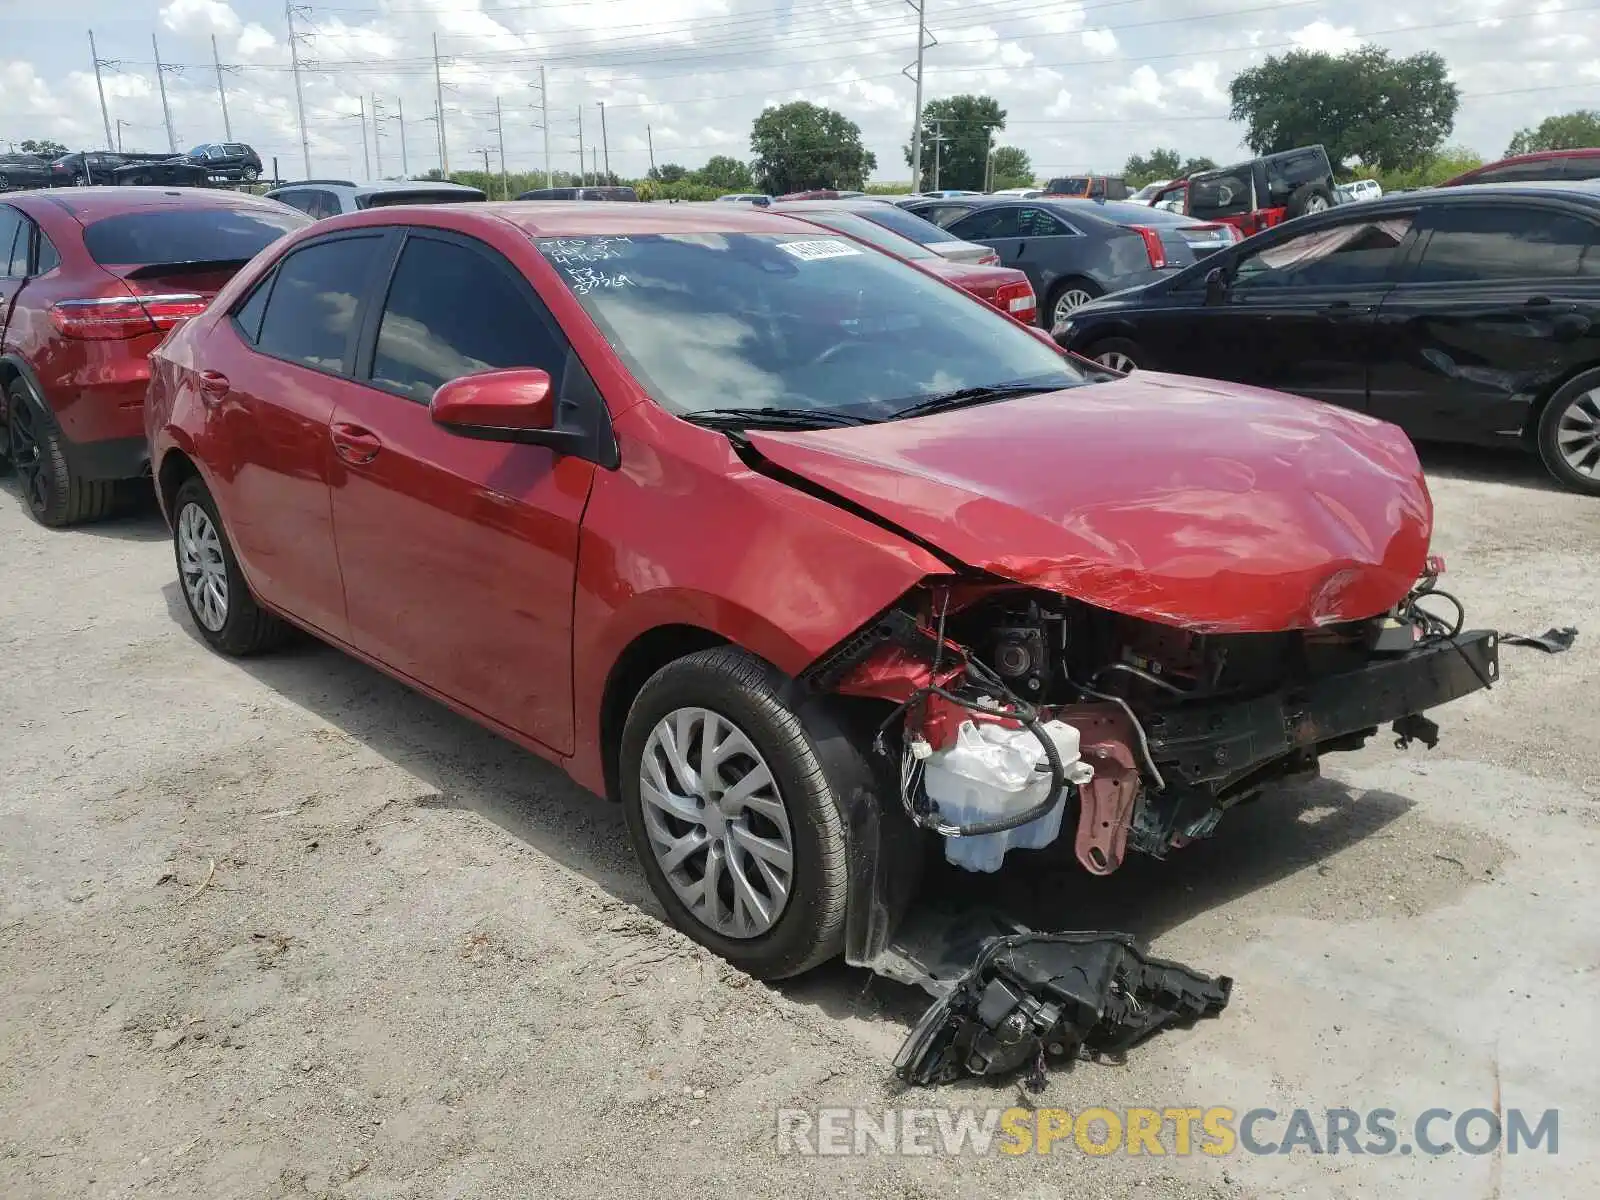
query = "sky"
xmin=1 ymin=0 xmax=1596 ymax=183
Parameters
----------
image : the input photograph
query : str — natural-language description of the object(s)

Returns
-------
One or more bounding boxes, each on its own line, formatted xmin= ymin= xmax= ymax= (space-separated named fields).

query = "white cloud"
xmin=1082 ymin=29 xmax=1118 ymax=56
xmin=1043 ymin=89 xmax=1074 ymax=119
xmin=1290 ymin=21 xmax=1360 ymax=53
xmin=160 ymin=0 xmax=242 ymax=37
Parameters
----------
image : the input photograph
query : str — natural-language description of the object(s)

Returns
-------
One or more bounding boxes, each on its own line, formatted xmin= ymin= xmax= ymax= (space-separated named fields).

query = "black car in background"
xmin=902 ymin=195 xmax=1213 ymax=326
xmin=1054 ymin=180 xmax=1600 ymax=494
xmin=111 ymin=159 xmax=212 ymax=187
xmin=184 ymin=142 xmax=264 ymax=182
xmin=49 ymin=152 xmax=128 ymax=185
xmin=0 ymin=154 xmax=51 ymax=192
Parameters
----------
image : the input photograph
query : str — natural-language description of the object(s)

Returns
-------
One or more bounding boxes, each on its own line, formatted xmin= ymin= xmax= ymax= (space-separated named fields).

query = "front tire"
xmin=619 ymin=647 xmax=849 ymax=980
xmin=172 ymin=475 xmax=290 ymax=654
xmin=1536 ymin=370 xmax=1600 ymax=495
xmin=1085 ymin=336 xmax=1143 ymax=374
xmin=242 ymin=166 xmax=260 ymax=182
xmin=6 ymin=382 xmax=116 ymax=527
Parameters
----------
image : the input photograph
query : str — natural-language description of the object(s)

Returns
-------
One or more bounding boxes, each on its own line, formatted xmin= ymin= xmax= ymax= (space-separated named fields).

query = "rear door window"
xmin=82 ymin=206 xmax=309 ymax=266
xmin=1189 ymin=170 xmax=1253 ymax=219
xmin=367 ymin=234 xmax=567 ymax=402
xmin=1234 ymin=216 xmax=1415 ymax=289
xmin=947 ymin=207 xmax=1022 ymax=239
xmin=255 ymin=234 xmax=388 ymax=374
xmin=1412 ymin=205 xmax=1598 ymax=281
xmin=1017 ymin=208 xmax=1071 ymax=236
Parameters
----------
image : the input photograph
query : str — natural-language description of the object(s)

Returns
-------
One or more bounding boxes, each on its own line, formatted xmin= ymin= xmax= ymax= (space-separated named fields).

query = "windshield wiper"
xmin=888 ymin=382 xmax=1063 ymax=422
xmin=684 ymin=406 xmax=876 ymax=431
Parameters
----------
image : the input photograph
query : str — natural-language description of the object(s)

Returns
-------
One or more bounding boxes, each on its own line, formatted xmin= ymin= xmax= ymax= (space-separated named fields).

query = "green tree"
xmin=904 ymin=94 xmax=1006 ymax=191
xmin=1368 ymin=143 xmax=1483 ymax=192
xmin=20 ymin=138 xmax=68 ymax=157
xmin=750 ymin=101 xmax=876 ymax=194
xmin=1228 ymin=45 xmax=1459 ymax=173
xmin=696 ymin=154 xmax=755 ymax=192
xmin=1180 ymin=155 xmax=1217 ymax=176
xmin=989 ymin=145 xmax=1033 ymax=189
xmin=1123 ymin=148 xmax=1182 ymax=186
xmin=650 ymin=162 xmax=690 ymax=183
xmin=1506 ymin=110 xmax=1600 ymax=157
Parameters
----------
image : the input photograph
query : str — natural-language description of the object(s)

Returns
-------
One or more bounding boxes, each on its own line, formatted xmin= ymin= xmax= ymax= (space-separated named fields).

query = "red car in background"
xmin=145 ymin=201 xmax=1495 ymax=981
xmin=770 ymin=198 xmax=1037 ymax=324
xmin=1438 ymin=147 xmax=1600 ymax=186
xmin=1 ymin=187 xmax=308 ymax=525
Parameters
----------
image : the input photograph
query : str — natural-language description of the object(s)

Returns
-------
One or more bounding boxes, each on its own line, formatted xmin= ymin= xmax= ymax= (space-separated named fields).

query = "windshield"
xmin=83 ymin=206 xmax=310 ymax=266
xmin=781 ymin=210 xmax=938 ymax=260
xmin=535 ymin=232 xmax=1086 ymax=419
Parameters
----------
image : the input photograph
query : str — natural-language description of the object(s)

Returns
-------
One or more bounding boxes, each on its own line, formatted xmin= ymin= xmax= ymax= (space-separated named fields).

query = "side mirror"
xmin=1204 ymin=265 xmax=1231 ymax=304
xmin=430 ymin=367 xmax=581 ymax=452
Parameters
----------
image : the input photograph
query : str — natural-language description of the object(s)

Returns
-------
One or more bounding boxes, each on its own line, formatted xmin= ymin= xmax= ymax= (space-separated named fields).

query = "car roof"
xmin=769 ymin=198 xmax=903 ymax=212
xmin=1440 ymin=148 xmax=1600 ymax=185
xmin=313 ymin=198 xmax=818 ymax=239
xmin=1375 ymin=178 xmax=1600 ymax=206
xmin=11 ymin=186 xmax=291 ymax=220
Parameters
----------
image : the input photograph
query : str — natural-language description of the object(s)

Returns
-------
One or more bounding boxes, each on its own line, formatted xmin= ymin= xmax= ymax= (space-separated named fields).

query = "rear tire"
xmin=6 ymin=382 xmax=116 ymax=528
xmin=618 ymin=646 xmax=849 ymax=980
xmin=172 ymin=475 xmax=290 ymax=655
xmin=1535 ymin=369 xmax=1600 ymax=496
xmin=1085 ymin=337 xmax=1143 ymax=374
xmin=1287 ymin=182 xmax=1333 ymax=218
xmin=1047 ymin=277 xmax=1102 ymax=328
xmin=242 ymin=166 xmax=260 ymax=182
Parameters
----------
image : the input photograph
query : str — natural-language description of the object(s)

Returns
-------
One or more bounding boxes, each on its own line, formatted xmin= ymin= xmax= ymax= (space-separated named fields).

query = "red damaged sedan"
xmin=145 ymin=201 xmax=1497 ymax=980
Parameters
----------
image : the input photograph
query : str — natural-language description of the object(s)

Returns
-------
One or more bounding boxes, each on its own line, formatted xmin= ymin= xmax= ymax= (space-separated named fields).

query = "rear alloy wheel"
xmin=1537 ymin=373 xmax=1600 ymax=495
xmin=6 ymin=382 xmax=116 ymax=527
xmin=1050 ymin=282 xmax=1100 ymax=327
xmin=171 ymin=476 xmax=290 ymax=654
xmin=242 ymin=167 xmax=260 ymax=182
xmin=619 ymin=646 xmax=849 ymax=979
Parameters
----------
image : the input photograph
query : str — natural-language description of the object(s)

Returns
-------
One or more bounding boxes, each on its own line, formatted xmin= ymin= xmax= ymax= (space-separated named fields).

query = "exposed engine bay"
xmin=806 ymin=557 xmax=1500 ymax=880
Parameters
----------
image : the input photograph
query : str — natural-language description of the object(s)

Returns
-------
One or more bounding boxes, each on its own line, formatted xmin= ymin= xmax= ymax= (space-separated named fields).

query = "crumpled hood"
xmin=746 ymin=371 xmax=1432 ymax=632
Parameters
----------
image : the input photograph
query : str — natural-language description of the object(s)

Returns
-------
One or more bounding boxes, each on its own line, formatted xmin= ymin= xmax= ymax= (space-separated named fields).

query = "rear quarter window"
xmin=82 ymin=206 xmax=310 ymax=266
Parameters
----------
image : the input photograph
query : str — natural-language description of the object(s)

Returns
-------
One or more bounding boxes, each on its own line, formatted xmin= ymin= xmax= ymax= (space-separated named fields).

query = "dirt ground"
xmin=2 ymin=444 xmax=1598 ymax=1200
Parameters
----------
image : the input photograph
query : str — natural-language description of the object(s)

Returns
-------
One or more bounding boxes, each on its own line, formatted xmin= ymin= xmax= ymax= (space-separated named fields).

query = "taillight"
xmin=993 ymin=280 xmax=1036 ymax=324
xmin=1129 ymin=225 xmax=1166 ymax=269
xmin=50 ymin=293 xmax=209 ymax=340
xmin=976 ymin=249 xmax=1001 ymax=266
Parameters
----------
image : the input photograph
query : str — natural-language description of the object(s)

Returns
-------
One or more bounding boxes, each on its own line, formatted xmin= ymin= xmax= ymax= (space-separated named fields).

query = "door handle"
xmin=330 ymin=422 xmax=381 ymax=465
xmin=1525 ymin=295 xmax=1552 ymax=307
xmin=1014 ymin=240 xmax=1027 ymax=257
xmin=198 ymin=370 xmax=229 ymax=406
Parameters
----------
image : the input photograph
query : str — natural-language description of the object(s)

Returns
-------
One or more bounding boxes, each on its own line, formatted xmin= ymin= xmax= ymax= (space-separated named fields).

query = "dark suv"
xmin=1178 ymin=146 xmax=1339 ymax=237
xmin=50 ymin=152 xmax=128 ymax=186
xmin=185 ymin=143 xmax=265 ymax=182
xmin=1042 ymin=175 xmax=1130 ymax=200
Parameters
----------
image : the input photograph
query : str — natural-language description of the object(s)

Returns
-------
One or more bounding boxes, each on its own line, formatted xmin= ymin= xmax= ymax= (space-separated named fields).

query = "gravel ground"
xmin=2 ymin=445 xmax=1597 ymax=1200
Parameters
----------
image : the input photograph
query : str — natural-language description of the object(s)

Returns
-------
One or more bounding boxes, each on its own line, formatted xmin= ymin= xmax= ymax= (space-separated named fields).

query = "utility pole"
xmin=538 ymin=66 xmax=551 ymax=187
xmin=211 ymin=35 xmax=233 ymax=141
xmin=115 ymin=119 xmax=129 ymax=153
xmin=432 ymin=33 xmax=449 ymax=176
xmin=88 ymin=31 xmax=114 ymax=150
xmin=151 ymin=34 xmax=178 ymax=153
xmin=371 ymin=95 xmax=384 ymax=177
xmin=592 ymin=145 xmax=598 ymax=184
xmin=479 ymin=148 xmax=491 ymax=178
xmin=577 ymin=106 xmax=584 ymax=185
xmin=495 ymin=96 xmax=507 ymax=199
xmin=286 ymin=2 xmax=311 ymax=176
xmin=598 ymin=101 xmax=610 ymax=182
xmin=902 ymin=0 xmax=936 ymax=191
xmin=356 ymin=96 xmax=370 ymax=179
xmin=397 ymin=97 xmax=408 ymax=177
xmin=647 ymin=124 xmax=656 ymax=176
xmin=930 ymin=118 xmax=946 ymax=191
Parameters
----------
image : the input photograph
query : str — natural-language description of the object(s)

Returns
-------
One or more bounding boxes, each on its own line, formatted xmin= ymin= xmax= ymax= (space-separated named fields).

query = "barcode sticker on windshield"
xmin=777 ymin=238 xmax=862 ymax=261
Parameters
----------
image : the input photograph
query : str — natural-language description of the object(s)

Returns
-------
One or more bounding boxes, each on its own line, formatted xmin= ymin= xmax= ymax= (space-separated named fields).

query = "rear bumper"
xmin=63 ymin=434 xmax=149 ymax=481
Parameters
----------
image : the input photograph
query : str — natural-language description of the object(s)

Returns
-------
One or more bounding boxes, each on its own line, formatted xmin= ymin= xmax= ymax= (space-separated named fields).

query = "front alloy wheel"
xmin=1095 ymin=349 xmax=1136 ymax=373
xmin=177 ymin=500 xmax=229 ymax=632
xmin=1553 ymin=387 xmax=1600 ymax=480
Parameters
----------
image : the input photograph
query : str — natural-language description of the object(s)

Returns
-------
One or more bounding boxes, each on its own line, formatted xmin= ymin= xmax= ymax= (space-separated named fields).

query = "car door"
xmin=1368 ymin=201 xmax=1600 ymax=443
xmin=944 ymin=205 xmax=1032 ymax=283
xmin=1187 ymin=211 xmax=1417 ymax=408
xmin=327 ymin=229 xmax=598 ymax=754
xmin=202 ymin=231 xmax=394 ymax=639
